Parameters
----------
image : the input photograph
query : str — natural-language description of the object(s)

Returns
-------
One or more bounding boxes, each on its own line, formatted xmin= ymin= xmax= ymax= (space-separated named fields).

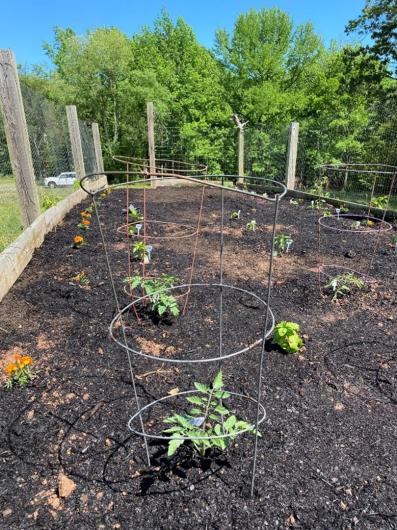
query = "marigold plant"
xmin=81 ymin=211 xmax=91 ymax=219
xmin=77 ymin=218 xmax=91 ymax=230
xmin=4 ymin=354 xmax=34 ymax=389
xmin=73 ymin=235 xmax=84 ymax=248
xmin=72 ymin=271 xmax=90 ymax=285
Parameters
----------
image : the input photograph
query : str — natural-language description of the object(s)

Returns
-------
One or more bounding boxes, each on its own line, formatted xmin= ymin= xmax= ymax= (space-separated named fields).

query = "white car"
xmin=44 ymin=172 xmax=77 ymax=188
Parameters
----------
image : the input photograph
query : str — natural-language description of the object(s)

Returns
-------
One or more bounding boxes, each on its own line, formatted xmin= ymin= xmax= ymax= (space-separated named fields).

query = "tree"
xmin=346 ymin=0 xmax=397 ymax=75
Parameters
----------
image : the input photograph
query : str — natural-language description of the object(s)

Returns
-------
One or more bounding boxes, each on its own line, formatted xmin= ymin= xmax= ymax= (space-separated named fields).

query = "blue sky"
xmin=1 ymin=0 xmax=366 ymax=69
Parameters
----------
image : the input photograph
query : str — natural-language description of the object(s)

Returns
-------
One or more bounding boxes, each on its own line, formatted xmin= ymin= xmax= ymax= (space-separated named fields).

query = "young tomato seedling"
xmin=325 ymin=273 xmax=366 ymax=301
xmin=124 ymin=274 xmax=180 ymax=317
xmin=163 ymin=371 xmax=259 ymax=458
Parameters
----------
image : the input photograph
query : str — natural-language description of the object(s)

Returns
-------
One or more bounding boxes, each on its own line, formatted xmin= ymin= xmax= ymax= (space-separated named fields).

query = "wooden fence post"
xmin=92 ymin=122 xmax=104 ymax=174
xmin=66 ymin=105 xmax=85 ymax=179
xmin=234 ymin=115 xmax=248 ymax=184
xmin=147 ymin=102 xmax=156 ymax=189
xmin=0 ymin=49 xmax=40 ymax=228
xmin=286 ymin=122 xmax=299 ymax=189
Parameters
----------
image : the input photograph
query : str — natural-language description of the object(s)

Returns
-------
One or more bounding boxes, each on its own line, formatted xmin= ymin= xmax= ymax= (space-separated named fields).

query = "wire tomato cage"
xmin=81 ymin=170 xmax=286 ymax=497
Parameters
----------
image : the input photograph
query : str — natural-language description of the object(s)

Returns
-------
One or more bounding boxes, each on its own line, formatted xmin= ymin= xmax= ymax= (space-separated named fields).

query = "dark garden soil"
xmin=0 ymin=185 xmax=397 ymax=530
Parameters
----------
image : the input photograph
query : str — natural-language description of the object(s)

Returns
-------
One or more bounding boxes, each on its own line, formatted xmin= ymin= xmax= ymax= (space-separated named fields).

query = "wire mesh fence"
xmin=79 ymin=119 xmax=97 ymax=175
xmin=296 ymin=116 xmax=397 ymax=210
xmin=0 ymin=82 xmax=98 ymax=251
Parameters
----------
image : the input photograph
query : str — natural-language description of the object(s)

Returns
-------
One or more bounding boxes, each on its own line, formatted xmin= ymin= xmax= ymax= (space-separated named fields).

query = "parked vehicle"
xmin=44 ymin=172 xmax=76 ymax=188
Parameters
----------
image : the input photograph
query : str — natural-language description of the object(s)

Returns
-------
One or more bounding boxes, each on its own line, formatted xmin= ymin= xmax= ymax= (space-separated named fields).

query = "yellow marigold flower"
xmin=5 ymin=363 xmax=17 ymax=376
xmin=74 ymin=235 xmax=84 ymax=244
xmin=20 ymin=356 xmax=32 ymax=367
xmin=81 ymin=211 xmax=91 ymax=218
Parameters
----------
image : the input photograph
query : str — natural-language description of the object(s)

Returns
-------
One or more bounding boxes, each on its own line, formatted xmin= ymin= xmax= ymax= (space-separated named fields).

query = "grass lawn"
xmin=0 ymin=176 xmax=72 ymax=252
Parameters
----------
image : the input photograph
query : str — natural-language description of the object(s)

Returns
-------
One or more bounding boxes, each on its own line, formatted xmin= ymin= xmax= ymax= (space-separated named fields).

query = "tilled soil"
xmin=0 ymin=186 xmax=397 ymax=530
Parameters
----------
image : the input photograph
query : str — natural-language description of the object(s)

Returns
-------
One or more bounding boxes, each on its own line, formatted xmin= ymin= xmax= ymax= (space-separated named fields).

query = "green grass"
xmin=0 ymin=176 xmax=72 ymax=252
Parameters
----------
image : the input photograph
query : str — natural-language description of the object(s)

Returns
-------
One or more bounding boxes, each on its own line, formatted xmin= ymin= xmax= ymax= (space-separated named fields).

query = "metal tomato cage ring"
xmin=318 ymin=265 xmax=377 ymax=284
xmin=318 ymin=213 xmax=392 ymax=234
xmin=111 ymin=283 xmax=275 ymax=364
xmin=127 ymin=390 xmax=266 ymax=441
xmin=81 ymin=171 xmax=286 ymax=497
xmin=116 ymin=219 xmax=199 ymax=240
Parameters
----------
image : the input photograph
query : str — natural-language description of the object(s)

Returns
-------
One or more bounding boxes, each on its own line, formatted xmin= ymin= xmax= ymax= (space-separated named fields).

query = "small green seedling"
xmin=132 ymin=241 xmax=149 ymax=262
xmin=274 ymin=234 xmax=293 ymax=255
xmin=124 ymin=274 xmax=180 ymax=317
xmin=230 ymin=210 xmax=241 ymax=220
xmin=325 ymin=273 xmax=366 ymax=301
xmin=164 ymin=371 xmax=258 ymax=458
xmin=129 ymin=206 xmax=142 ymax=222
xmin=289 ymin=198 xmax=304 ymax=205
xmin=246 ymin=220 xmax=257 ymax=231
xmin=273 ymin=321 xmax=304 ymax=353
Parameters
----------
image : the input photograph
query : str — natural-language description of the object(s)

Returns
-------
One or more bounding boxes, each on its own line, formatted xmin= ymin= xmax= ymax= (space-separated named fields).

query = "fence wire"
xmin=0 ymin=82 xmax=98 ymax=251
xmin=79 ymin=119 xmax=97 ymax=175
xmin=20 ymin=83 xmax=75 ymax=184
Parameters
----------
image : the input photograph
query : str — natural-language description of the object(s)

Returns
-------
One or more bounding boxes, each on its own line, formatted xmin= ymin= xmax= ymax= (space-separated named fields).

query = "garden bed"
xmin=0 ymin=186 xmax=396 ymax=529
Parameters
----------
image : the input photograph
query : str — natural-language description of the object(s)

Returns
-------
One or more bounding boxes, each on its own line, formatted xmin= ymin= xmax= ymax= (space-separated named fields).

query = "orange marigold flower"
xmin=5 ymin=363 xmax=17 ymax=376
xmin=74 ymin=235 xmax=84 ymax=244
xmin=82 ymin=219 xmax=90 ymax=226
xmin=20 ymin=356 xmax=32 ymax=367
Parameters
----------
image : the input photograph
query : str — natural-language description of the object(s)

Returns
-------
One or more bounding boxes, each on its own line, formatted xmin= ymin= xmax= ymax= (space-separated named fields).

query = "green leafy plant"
xmin=274 ymin=234 xmax=293 ymax=254
xmin=72 ymin=271 xmax=90 ymax=285
xmin=273 ymin=321 xmax=304 ymax=353
xmin=129 ymin=206 xmax=142 ymax=221
xmin=124 ymin=274 xmax=180 ymax=317
xmin=163 ymin=371 xmax=258 ymax=457
xmin=289 ymin=198 xmax=304 ymax=205
xmin=4 ymin=354 xmax=34 ymax=389
xmin=132 ymin=241 xmax=149 ymax=261
xmin=325 ymin=273 xmax=366 ymax=301
xmin=391 ymin=234 xmax=397 ymax=244
xmin=246 ymin=219 xmax=257 ymax=231
xmin=230 ymin=210 xmax=241 ymax=220
xmin=41 ymin=194 xmax=60 ymax=210
xmin=371 ymin=195 xmax=388 ymax=209
xmin=128 ymin=225 xmax=136 ymax=236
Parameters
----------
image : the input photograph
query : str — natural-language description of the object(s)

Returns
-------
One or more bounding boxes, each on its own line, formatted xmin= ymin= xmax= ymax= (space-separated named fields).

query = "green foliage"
xmin=230 ymin=210 xmax=241 ymax=220
xmin=371 ymin=195 xmax=389 ymax=209
xmin=124 ymin=274 xmax=179 ymax=317
xmin=325 ymin=273 xmax=366 ymax=300
xmin=163 ymin=371 xmax=258 ymax=457
xmin=391 ymin=234 xmax=397 ymax=244
xmin=346 ymin=0 xmax=397 ymax=76
xmin=41 ymin=194 xmax=60 ymax=210
xmin=274 ymin=234 xmax=293 ymax=254
xmin=246 ymin=219 xmax=257 ymax=231
xmin=132 ymin=241 xmax=149 ymax=261
xmin=128 ymin=206 xmax=142 ymax=221
xmin=273 ymin=321 xmax=304 ymax=353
